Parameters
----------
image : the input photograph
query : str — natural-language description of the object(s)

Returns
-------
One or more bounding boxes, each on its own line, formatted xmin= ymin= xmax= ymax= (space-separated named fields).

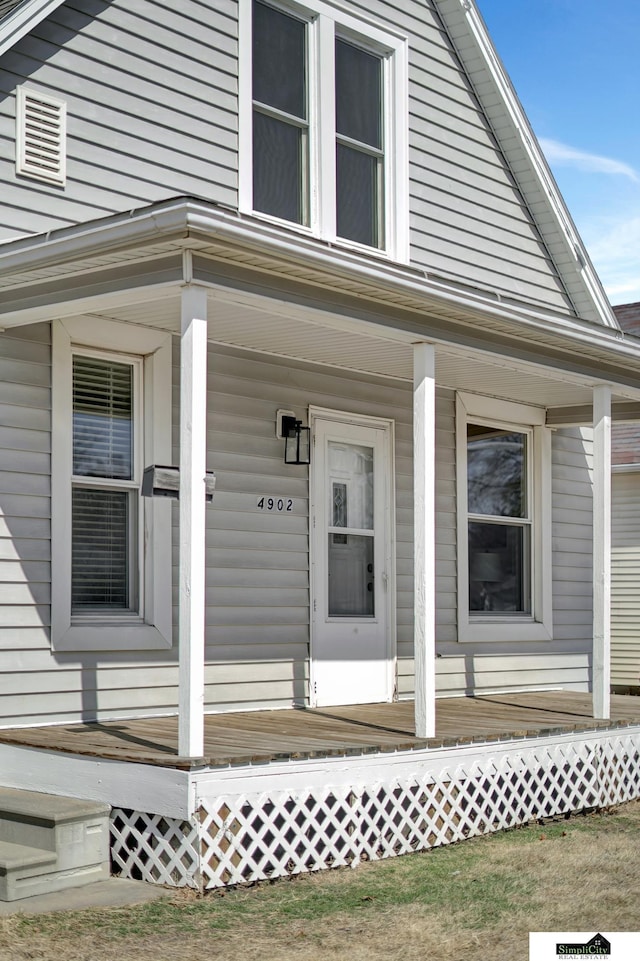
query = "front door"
xmin=310 ymin=412 xmax=394 ymax=707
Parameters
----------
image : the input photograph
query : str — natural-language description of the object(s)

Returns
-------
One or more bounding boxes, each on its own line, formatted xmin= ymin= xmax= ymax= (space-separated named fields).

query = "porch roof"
xmin=1 ymin=692 xmax=640 ymax=771
xmin=1 ymin=198 xmax=640 ymax=414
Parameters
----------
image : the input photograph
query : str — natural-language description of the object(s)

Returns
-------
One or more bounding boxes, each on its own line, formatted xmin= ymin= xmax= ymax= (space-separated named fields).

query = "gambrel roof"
xmin=0 ymin=0 xmax=618 ymax=329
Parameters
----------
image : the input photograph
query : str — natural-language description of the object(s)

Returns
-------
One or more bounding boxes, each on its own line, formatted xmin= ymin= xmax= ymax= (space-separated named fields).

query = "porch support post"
xmin=592 ymin=384 xmax=611 ymax=720
xmin=413 ymin=342 xmax=436 ymax=738
xmin=178 ymin=285 xmax=208 ymax=758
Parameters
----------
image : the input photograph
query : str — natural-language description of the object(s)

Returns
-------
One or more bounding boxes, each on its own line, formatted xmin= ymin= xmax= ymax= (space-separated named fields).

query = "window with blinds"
xmin=71 ymin=355 xmax=139 ymax=614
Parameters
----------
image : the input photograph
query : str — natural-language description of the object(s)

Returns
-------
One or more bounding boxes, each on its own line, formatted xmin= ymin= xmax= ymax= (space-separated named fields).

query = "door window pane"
xmin=467 ymin=424 xmax=527 ymax=517
xmin=253 ymin=112 xmax=304 ymax=222
xmin=73 ymin=356 xmax=133 ymax=480
xmin=468 ymin=521 xmax=530 ymax=614
xmin=253 ymin=1 xmax=306 ymax=118
xmin=328 ymin=442 xmax=373 ymax=530
xmin=72 ymin=488 xmax=131 ymax=611
xmin=336 ymin=144 xmax=379 ymax=247
xmin=328 ymin=534 xmax=374 ymax=616
xmin=335 ymin=40 xmax=381 ymax=148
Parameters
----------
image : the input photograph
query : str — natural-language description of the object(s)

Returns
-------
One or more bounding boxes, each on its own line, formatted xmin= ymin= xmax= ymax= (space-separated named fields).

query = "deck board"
xmin=0 ymin=692 xmax=639 ymax=770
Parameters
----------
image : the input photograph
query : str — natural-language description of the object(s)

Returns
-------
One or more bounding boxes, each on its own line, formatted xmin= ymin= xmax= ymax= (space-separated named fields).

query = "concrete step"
xmin=0 ymin=788 xmax=111 ymax=901
xmin=0 ymin=841 xmax=57 ymax=872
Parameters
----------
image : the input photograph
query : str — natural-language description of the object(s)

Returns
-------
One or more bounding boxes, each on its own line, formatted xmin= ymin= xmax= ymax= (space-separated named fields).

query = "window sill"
xmin=458 ymin=620 xmax=553 ymax=644
xmin=244 ymin=207 xmax=403 ymax=265
xmin=52 ymin=623 xmax=172 ymax=652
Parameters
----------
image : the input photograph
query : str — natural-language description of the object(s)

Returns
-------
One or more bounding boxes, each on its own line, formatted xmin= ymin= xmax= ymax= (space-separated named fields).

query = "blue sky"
xmin=476 ymin=0 xmax=640 ymax=306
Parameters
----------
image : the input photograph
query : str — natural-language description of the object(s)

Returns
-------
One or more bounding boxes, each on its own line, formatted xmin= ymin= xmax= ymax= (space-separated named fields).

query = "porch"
xmin=4 ymin=199 xmax=640 ymax=752
xmin=1 ymin=692 xmax=640 ymax=890
xmin=1 ymin=692 xmax=640 ymax=769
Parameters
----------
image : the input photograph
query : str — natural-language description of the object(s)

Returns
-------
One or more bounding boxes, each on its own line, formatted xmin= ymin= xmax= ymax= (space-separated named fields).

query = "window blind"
xmin=71 ymin=488 xmax=130 ymax=610
xmin=71 ymin=355 xmax=136 ymax=614
xmin=73 ymin=355 xmax=133 ymax=479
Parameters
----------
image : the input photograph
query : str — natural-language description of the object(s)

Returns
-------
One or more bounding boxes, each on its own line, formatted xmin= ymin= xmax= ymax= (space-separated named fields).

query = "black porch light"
xmin=282 ymin=415 xmax=311 ymax=465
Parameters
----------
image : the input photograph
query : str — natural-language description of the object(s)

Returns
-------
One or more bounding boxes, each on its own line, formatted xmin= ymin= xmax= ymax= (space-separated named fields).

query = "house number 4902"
xmin=257 ymin=496 xmax=293 ymax=512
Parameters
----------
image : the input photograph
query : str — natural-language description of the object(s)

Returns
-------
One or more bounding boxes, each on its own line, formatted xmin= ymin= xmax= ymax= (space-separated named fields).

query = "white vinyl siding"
xmin=0 ymin=0 xmax=238 ymax=238
xmin=0 ymin=332 xmax=597 ymax=727
xmin=611 ymin=471 xmax=640 ymax=688
xmin=187 ymin=345 xmax=414 ymax=711
xmin=0 ymin=0 xmax=572 ymax=312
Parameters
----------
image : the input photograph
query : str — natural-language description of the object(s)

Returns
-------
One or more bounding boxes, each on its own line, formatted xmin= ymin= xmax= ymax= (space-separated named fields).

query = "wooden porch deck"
xmin=1 ymin=692 xmax=640 ymax=771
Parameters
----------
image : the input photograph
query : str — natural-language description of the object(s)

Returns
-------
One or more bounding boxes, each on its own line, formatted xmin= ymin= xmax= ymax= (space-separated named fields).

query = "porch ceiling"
xmin=77 ymin=287 xmax=629 ymax=410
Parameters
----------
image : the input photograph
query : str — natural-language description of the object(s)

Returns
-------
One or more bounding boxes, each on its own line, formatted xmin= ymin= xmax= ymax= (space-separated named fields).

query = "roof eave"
xmin=0 ymin=197 xmax=635 ymax=370
xmin=0 ymin=0 xmax=67 ymax=59
xmin=433 ymin=0 xmax=618 ymax=330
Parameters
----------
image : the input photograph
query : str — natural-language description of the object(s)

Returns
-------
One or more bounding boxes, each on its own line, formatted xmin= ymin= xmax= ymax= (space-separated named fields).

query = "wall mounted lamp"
xmin=276 ymin=409 xmax=311 ymax=465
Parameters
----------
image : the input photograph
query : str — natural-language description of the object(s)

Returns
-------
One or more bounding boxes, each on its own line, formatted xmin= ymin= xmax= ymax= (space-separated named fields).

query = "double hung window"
xmin=466 ymin=423 xmax=531 ymax=616
xmin=242 ymin=0 xmax=408 ymax=259
xmin=52 ymin=318 xmax=172 ymax=652
xmin=335 ymin=39 xmax=383 ymax=248
xmin=71 ymin=353 xmax=140 ymax=615
xmin=456 ymin=393 xmax=552 ymax=643
xmin=252 ymin=1 xmax=308 ymax=226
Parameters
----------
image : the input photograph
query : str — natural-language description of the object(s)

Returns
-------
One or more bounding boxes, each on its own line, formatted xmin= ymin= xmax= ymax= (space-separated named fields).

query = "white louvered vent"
xmin=16 ymin=86 xmax=66 ymax=185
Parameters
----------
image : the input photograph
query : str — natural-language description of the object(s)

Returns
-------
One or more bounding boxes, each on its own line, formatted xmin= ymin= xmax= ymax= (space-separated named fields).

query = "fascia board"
xmin=0 ymin=0 xmax=67 ymax=58
xmin=433 ymin=0 xmax=618 ymax=330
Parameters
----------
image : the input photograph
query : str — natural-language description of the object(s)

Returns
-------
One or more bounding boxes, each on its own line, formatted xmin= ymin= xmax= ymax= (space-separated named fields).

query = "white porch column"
xmin=413 ymin=342 xmax=436 ymax=738
xmin=592 ymin=384 xmax=611 ymax=720
xmin=178 ymin=285 xmax=208 ymax=758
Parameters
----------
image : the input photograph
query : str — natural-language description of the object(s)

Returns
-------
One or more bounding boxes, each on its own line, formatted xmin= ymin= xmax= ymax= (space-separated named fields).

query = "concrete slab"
xmin=0 ymin=877 xmax=174 ymax=916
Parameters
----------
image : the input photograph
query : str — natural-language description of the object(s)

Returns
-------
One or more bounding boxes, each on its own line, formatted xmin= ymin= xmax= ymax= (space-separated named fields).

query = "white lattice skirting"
xmin=110 ymin=729 xmax=640 ymax=890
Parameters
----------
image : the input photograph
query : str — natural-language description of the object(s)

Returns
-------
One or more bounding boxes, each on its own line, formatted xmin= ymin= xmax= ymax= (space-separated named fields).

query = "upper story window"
xmin=335 ymin=39 xmax=383 ymax=248
xmin=252 ymin=1 xmax=308 ymax=225
xmin=240 ymin=0 xmax=409 ymax=261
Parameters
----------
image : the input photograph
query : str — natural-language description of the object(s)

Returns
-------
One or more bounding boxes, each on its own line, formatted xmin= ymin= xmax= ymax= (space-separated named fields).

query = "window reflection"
xmin=467 ymin=423 xmax=531 ymax=616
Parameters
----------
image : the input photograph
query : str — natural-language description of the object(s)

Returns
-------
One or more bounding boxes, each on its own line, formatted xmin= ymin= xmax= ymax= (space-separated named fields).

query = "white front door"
xmin=310 ymin=412 xmax=394 ymax=707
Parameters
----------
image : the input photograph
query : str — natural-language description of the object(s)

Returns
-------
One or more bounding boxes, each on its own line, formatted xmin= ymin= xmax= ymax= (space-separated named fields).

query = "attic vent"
xmin=16 ymin=87 xmax=66 ymax=185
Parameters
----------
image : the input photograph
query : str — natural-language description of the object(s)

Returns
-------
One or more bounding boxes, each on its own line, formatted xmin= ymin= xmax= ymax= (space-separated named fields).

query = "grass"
xmin=2 ymin=801 xmax=640 ymax=961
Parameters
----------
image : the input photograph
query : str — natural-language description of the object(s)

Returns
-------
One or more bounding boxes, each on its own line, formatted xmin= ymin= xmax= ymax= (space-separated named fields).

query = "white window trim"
xmin=456 ymin=392 xmax=553 ymax=643
xmin=238 ymin=0 xmax=409 ymax=262
xmin=51 ymin=318 xmax=173 ymax=652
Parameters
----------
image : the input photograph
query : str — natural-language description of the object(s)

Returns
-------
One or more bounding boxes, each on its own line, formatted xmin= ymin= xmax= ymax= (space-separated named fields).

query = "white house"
xmin=1 ymin=0 xmax=640 ymax=893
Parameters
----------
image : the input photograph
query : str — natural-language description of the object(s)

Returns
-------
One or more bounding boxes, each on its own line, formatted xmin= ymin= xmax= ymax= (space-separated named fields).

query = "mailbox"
xmin=141 ymin=465 xmax=216 ymax=502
